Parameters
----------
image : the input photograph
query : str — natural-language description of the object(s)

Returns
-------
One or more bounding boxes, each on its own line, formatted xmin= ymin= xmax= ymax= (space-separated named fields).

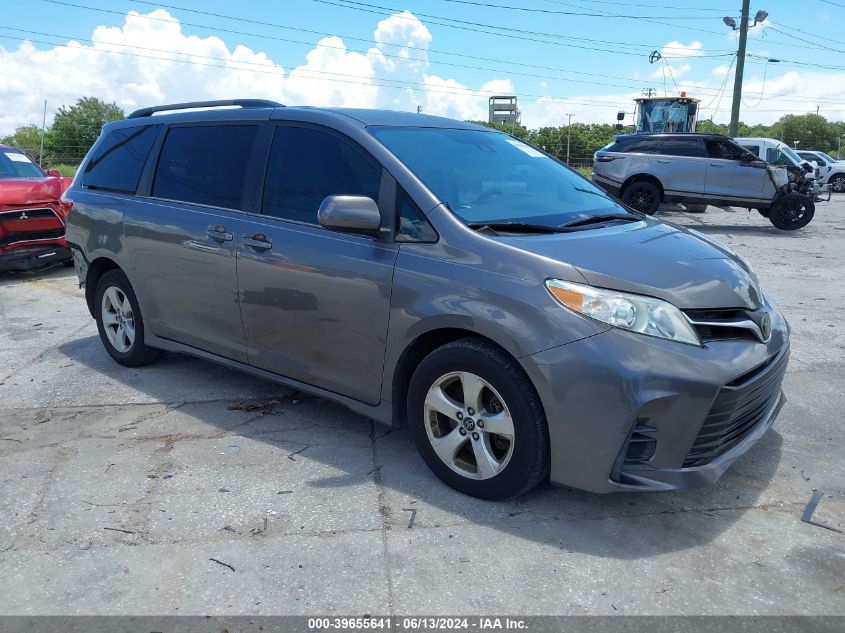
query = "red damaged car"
xmin=0 ymin=144 xmax=74 ymax=272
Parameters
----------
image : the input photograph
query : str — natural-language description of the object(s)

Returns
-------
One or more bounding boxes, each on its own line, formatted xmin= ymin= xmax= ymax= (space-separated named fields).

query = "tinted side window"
xmin=152 ymin=125 xmax=258 ymax=209
xmin=396 ymin=189 xmax=437 ymax=242
xmin=658 ymin=138 xmax=706 ymax=158
xmin=616 ymin=138 xmax=661 ymax=154
xmin=705 ymin=139 xmax=744 ymax=160
xmin=262 ymin=127 xmax=381 ymax=224
xmin=744 ymin=145 xmax=760 ymax=156
xmin=83 ymin=126 xmax=158 ymax=193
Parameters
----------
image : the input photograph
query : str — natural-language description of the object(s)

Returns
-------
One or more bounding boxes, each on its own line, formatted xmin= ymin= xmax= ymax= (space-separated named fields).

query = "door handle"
xmin=656 ymin=159 xmax=670 ymax=163
xmin=709 ymin=163 xmax=724 ymax=167
xmin=206 ymin=225 xmax=233 ymax=242
xmin=243 ymin=233 xmax=272 ymax=251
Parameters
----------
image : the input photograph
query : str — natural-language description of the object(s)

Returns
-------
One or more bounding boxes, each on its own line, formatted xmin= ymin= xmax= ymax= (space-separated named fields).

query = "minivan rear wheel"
xmin=407 ymin=339 xmax=549 ymax=500
xmin=95 ymin=269 xmax=161 ymax=367
xmin=621 ymin=181 xmax=661 ymax=214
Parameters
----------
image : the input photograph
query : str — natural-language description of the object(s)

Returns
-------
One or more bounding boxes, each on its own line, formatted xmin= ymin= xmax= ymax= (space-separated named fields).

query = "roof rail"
xmin=127 ymin=99 xmax=283 ymax=119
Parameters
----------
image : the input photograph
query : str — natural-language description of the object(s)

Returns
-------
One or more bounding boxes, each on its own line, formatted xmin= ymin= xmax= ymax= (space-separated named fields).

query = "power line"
xmin=16 ymin=1 xmax=845 ymax=110
xmin=767 ymin=19 xmax=845 ymax=47
xmin=543 ymin=0 xmax=734 ymax=10
xmin=431 ymin=0 xmax=719 ymax=19
xmin=766 ymin=25 xmax=845 ymax=54
xmin=0 ymin=25 xmax=724 ymax=98
xmin=3 ymin=31 xmax=841 ymax=117
xmin=5 ymin=25 xmax=842 ymax=108
xmin=41 ymin=0 xmax=730 ymax=61
xmin=309 ymin=0 xmax=730 ymax=40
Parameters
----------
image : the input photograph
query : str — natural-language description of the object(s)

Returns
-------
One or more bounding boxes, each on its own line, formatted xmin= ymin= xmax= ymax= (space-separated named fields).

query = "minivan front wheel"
xmin=621 ymin=181 xmax=661 ymax=214
xmin=95 ymin=269 xmax=161 ymax=367
xmin=408 ymin=339 xmax=549 ymax=500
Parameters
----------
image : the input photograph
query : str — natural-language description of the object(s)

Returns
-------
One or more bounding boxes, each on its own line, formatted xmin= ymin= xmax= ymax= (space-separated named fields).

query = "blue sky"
xmin=1 ymin=0 xmax=843 ymax=133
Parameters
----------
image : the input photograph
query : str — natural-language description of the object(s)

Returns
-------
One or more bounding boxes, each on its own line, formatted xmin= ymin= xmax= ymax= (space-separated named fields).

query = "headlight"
xmin=545 ymin=279 xmax=701 ymax=346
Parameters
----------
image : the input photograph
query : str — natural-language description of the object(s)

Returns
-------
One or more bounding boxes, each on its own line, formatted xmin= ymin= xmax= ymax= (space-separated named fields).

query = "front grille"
xmin=683 ymin=307 xmax=770 ymax=343
xmin=0 ymin=208 xmax=57 ymax=221
xmin=0 ymin=207 xmax=64 ymax=248
xmin=0 ymin=228 xmax=64 ymax=248
xmin=683 ymin=348 xmax=788 ymax=468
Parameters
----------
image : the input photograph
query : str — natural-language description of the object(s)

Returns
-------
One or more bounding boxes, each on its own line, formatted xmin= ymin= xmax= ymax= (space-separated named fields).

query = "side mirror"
xmin=615 ymin=123 xmax=624 ymax=131
xmin=318 ymin=195 xmax=381 ymax=236
xmin=45 ymin=168 xmax=62 ymax=177
xmin=616 ymin=111 xmax=625 ymax=121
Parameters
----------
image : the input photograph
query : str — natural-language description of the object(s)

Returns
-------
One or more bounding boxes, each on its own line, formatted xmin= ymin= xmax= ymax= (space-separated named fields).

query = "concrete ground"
xmin=1 ymin=199 xmax=843 ymax=616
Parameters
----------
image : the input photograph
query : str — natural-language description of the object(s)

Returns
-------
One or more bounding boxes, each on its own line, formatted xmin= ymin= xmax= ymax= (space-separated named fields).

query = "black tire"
xmin=756 ymin=209 xmax=770 ymax=217
xmin=830 ymin=174 xmax=845 ymax=193
xmin=684 ymin=203 xmax=707 ymax=213
xmin=94 ymin=269 xmax=161 ymax=367
xmin=769 ymin=193 xmax=815 ymax=230
xmin=407 ymin=339 xmax=549 ymax=500
xmin=621 ymin=180 xmax=661 ymax=215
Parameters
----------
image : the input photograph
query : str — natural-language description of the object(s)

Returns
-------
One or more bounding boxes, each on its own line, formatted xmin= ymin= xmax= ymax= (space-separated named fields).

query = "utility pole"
xmin=565 ymin=113 xmax=573 ymax=165
xmin=39 ymin=100 xmax=47 ymax=167
xmin=728 ymin=0 xmax=750 ymax=137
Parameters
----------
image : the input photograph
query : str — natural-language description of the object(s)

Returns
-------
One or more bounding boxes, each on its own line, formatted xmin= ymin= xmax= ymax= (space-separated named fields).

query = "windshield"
xmin=781 ymin=145 xmax=803 ymax=164
xmin=371 ymin=126 xmax=630 ymax=227
xmin=0 ymin=149 xmax=45 ymax=179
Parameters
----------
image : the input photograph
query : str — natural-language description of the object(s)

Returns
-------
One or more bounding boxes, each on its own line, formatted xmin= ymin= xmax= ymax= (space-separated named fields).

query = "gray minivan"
xmin=64 ymin=100 xmax=789 ymax=499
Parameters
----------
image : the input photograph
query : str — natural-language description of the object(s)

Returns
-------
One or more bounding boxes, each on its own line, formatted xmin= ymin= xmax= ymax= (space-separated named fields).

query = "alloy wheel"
xmin=832 ymin=176 xmax=845 ymax=193
xmin=423 ymin=371 xmax=515 ymax=479
xmin=626 ymin=185 xmax=656 ymax=213
xmin=101 ymin=285 xmax=136 ymax=353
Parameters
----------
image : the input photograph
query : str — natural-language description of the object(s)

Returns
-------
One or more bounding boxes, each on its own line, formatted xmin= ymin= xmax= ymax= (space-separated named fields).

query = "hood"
xmin=500 ymin=218 xmax=762 ymax=310
xmin=0 ymin=177 xmax=72 ymax=209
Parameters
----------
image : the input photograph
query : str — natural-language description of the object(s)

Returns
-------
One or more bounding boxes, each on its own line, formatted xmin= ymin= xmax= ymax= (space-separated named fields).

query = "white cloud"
xmin=0 ymin=8 xmax=506 ymax=134
xmin=0 ymin=11 xmax=843 ymax=135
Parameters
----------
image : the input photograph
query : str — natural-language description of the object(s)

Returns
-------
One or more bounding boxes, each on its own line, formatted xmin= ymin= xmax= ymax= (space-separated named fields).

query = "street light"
xmin=723 ymin=16 xmax=737 ymax=29
xmin=753 ymin=10 xmax=768 ymax=24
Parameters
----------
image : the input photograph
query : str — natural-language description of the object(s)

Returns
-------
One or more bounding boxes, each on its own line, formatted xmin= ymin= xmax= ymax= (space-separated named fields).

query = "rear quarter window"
xmin=83 ymin=125 xmax=158 ymax=193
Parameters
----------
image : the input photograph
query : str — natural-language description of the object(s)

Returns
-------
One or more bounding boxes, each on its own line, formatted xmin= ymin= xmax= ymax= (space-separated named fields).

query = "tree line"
xmin=1 ymin=97 xmax=124 ymax=169
xmin=3 ymin=96 xmax=844 ymax=172
xmin=472 ymin=113 xmax=845 ymax=164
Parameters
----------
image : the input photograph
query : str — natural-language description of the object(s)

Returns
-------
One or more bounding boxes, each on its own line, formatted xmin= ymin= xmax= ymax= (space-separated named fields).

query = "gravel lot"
xmin=1 ymin=199 xmax=843 ymax=616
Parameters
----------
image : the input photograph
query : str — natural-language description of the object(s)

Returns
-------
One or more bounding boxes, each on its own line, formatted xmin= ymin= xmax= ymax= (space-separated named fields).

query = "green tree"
xmin=467 ymin=120 xmax=530 ymax=139
xmin=0 ymin=124 xmax=44 ymax=160
xmin=45 ymin=97 xmax=124 ymax=164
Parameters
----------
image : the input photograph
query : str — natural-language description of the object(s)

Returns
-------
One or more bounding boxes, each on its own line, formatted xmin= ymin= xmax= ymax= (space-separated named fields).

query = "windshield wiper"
xmin=558 ymin=213 xmax=641 ymax=228
xmin=466 ymin=221 xmax=567 ymax=234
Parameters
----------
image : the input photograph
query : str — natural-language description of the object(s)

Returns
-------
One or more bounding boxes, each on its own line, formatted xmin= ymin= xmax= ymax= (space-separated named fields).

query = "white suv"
xmin=797 ymin=150 xmax=845 ymax=193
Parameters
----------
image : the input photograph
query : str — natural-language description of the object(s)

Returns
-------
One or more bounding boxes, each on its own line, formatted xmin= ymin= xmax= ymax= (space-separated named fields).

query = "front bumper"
xmin=519 ymin=316 xmax=789 ymax=493
xmin=0 ymin=244 xmax=71 ymax=272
